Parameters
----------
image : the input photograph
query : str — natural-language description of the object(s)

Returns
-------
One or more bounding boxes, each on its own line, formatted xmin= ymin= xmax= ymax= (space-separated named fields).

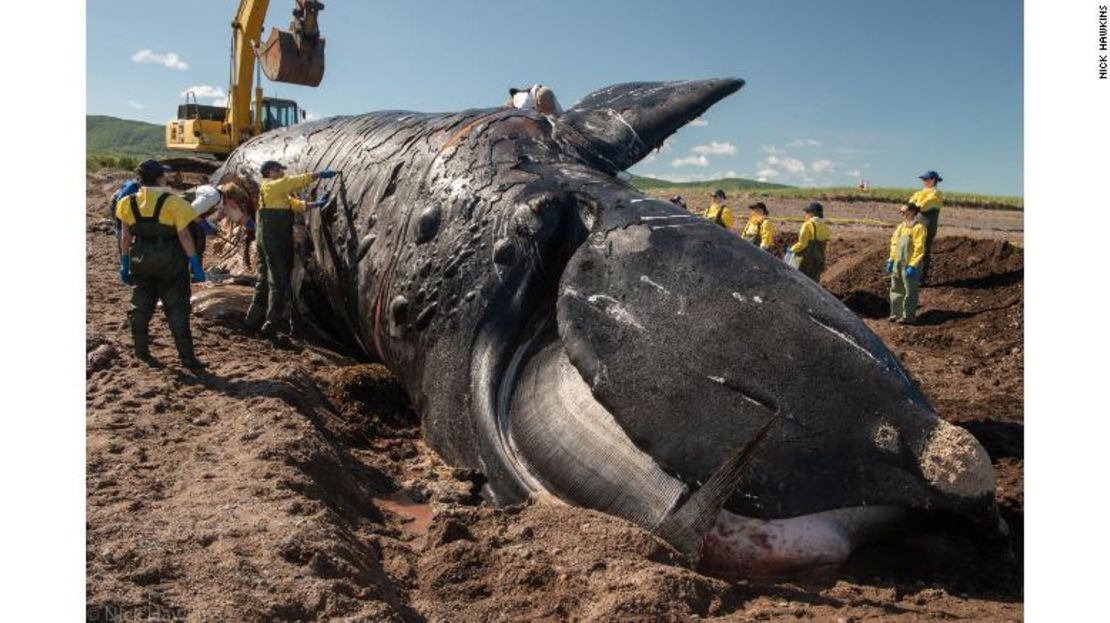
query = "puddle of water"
xmin=374 ymin=492 xmax=433 ymax=548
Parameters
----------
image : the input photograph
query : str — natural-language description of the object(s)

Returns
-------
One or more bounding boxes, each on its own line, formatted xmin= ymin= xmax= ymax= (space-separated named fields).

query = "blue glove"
xmin=119 ymin=254 xmax=132 ymax=285
xmin=245 ymin=217 xmax=256 ymax=232
xmin=905 ymin=265 xmax=918 ymax=279
xmin=198 ymin=219 xmax=217 ymax=235
xmin=318 ymin=168 xmax=338 ymax=179
xmin=310 ymin=192 xmax=331 ymax=209
xmin=188 ymin=255 xmax=206 ymax=283
xmin=885 ymin=259 xmax=894 ymax=274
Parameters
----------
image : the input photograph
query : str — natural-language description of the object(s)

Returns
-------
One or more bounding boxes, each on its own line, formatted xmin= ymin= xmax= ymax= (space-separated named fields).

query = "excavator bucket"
xmin=259 ymin=27 xmax=325 ymax=87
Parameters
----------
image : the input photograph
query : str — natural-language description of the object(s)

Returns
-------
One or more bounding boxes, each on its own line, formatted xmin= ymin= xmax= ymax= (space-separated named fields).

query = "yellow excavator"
xmin=165 ymin=0 xmax=326 ymax=159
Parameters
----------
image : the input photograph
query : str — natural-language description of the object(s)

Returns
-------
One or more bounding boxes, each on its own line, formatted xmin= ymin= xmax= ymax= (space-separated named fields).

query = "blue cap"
xmin=136 ymin=159 xmax=170 ymax=178
xmin=918 ymin=170 xmax=943 ymax=182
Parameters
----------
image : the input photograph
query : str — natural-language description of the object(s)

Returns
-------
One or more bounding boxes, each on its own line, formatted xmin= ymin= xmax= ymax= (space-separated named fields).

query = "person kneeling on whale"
xmin=506 ymin=84 xmax=563 ymax=116
xmin=116 ymin=159 xmax=208 ymax=369
xmin=243 ymin=160 xmax=335 ymax=337
xmin=741 ymin=201 xmax=775 ymax=251
xmin=885 ymin=203 xmax=927 ymax=325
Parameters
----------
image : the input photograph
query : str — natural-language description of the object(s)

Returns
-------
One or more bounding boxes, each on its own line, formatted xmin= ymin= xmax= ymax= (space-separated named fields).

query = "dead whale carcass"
xmin=213 ymin=79 xmax=1003 ymax=576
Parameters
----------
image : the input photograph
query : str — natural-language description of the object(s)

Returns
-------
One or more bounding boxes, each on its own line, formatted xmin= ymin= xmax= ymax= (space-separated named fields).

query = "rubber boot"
xmin=175 ymin=334 xmax=205 ymax=370
xmin=168 ymin=313 xmax=204 ymax=370
xmin=133 ymin=332 xmax=152 ymax=360
xmin=243 ymin=305 xmax=266 ymax=333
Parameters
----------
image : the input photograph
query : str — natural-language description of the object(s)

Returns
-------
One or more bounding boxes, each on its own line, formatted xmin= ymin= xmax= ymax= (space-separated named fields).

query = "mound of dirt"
xmin=86 ymin=172 xmax=1023 ymax=621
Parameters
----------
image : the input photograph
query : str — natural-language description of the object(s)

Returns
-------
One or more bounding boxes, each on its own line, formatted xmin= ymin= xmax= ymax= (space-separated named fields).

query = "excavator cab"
xmin=260 ymin=98 xmax=305 ymax=132
xmin=259 ymin=0 xmax=326 ymax=87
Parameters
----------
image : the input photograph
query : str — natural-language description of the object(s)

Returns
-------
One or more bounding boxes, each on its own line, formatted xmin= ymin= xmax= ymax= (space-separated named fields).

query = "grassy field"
xmin=630 ymin=176 xmax=1023 ymax=212
xmin=754 ymin=186 xmax=1023 ymax=211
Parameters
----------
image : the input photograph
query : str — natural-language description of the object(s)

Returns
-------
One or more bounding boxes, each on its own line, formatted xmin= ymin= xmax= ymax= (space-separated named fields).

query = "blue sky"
xmin=87 ymin=0 xmax=1023 ymax=195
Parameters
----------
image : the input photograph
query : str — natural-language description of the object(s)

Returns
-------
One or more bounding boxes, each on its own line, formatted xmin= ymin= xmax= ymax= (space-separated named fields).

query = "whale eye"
xmin=511 ymin=203 xmax=541 ymax=238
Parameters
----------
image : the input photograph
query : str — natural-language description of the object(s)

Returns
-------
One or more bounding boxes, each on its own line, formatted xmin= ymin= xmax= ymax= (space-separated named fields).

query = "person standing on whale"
xmin=243 ymin=160 xmax=336 ymax=336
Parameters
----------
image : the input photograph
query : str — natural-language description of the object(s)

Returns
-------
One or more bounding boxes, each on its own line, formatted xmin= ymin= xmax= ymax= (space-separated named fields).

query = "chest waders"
xmin=125 ymin=193 xmax=197 ymax=365
xmin=918 ymin=208 xmax=940 ymax=284
xmin=244 ymin=192 xmax=296 ymax=334
xmin=797 ymin=222 xmax=828 ymax=282
xmin=742 ymin=219 xmax=763 ymax=246
xmin=889 ymin=220 xmax=922 ymax=322
xmin=707 ymin=205 xmax=728 ymax=228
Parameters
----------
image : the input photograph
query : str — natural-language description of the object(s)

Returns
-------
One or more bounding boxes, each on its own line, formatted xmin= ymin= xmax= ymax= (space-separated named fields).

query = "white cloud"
xmin=671 ymin=155 xmax=710 ymax=167
xmin=845 ymin=169 xmax=862 ymax=178
xmin=125 ymin=100 xmax=144 ymax=110
xmin=787 ymin=138 xmax=823 ymax=148
xmin=756 ymin=168 xmax=780 ymax=179
xmin=811 ymin=159 xmax=835 ymax=174
xmin=688 ymin=118 xmax=709 ymax=127
xmin=690 ymin=141 xmax=737 ymax=156
xmin=180 ymin=85 xmax=227 ymax=104
xmin=760 ymin=144 xmax=782 ymax=155
xmin=131 ymin=49 xmax=188 ymax=70
xmin=304 ymin=110 xmax=321 ymax=121
xmin=762 ymin=155 xmax=806 ymax=175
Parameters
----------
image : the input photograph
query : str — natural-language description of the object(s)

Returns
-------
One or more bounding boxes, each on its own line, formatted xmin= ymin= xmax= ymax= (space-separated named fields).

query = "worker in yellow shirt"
xmin=908 ymin=170 xmax=944 ymax=284
xmin=244 ymin=160 xmax=337 ymax=336
xmin=741 ymin=202 xmax=775 ymax=251
xmin=789 ymin=202 xmax=830 ymax=283
xmin=885 ymin=203 xmax=928 ymax=324
xmin=116 ymin=160 xmax=208 ymax=369
xmin=702 ymin=189 xmax=735 ymax=229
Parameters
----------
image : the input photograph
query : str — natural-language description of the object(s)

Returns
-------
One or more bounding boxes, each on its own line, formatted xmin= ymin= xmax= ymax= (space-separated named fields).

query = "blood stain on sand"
xmin=375 ymin=492 xmax=434 ymax=547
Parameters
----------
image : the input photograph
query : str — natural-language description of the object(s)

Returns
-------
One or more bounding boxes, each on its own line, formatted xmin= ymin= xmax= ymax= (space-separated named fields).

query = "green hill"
xmin=86 ymin=115 xmax=169 ymax=156
xmin=629 ymin=174 xmax=791 ymax=192
xmin=86 ymin=115 xmax=173 ymax=169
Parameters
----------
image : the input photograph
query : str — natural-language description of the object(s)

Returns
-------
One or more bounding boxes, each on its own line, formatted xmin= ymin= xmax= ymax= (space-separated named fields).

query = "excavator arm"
xmin=227 ymin=0 xmax=271 ymax=147
xmin=258 ymin=0 xmax=326 ymax=88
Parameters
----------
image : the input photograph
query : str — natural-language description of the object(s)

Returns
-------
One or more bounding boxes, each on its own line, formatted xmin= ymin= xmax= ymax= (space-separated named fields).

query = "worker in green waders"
xmin=702 ymin=189 xmax=735 ymax=229
xmin=741 ymin=202 xmax=775 ymax=251
xmin=116 ymin=160 xmax=208 ymax=368
xmin=885 ymin=203 xmax=927 ymax=324
xmin=243 ymin=160 xmax=336 ymax=336
xmin=789 ymin=202 xmax=830 ymax=283
xmin=908 ymin=170 xmax=944 ymax=284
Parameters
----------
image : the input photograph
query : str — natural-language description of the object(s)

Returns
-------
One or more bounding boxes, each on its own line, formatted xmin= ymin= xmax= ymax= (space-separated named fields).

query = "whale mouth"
xmin=489 ymin=309 xmax=1002 ymax=579
xmin=494 ymin=316 xmax=910 ymax=577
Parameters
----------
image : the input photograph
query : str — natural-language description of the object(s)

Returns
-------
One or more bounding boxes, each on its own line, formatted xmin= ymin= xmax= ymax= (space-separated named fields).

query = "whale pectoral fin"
xmin=561 ymin=79 xmax=744 ymax=172
xmin=654 ymin=414 xmax=781 ymax=561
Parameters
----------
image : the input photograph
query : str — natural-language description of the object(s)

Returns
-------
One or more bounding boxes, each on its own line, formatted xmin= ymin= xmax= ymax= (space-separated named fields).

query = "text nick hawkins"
xmin=1102 ymin=5 xmax=1108 ymax=78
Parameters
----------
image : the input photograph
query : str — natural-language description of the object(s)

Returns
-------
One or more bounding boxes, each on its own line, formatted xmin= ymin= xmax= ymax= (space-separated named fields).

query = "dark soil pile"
xmin=87 ymin=171 xmax=1022 ymax=622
